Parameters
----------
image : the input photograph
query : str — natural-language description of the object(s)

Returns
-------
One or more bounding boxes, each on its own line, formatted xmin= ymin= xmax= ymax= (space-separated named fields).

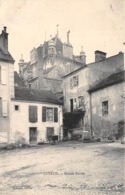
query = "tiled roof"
xmin=14 ymin=71 xmax=26 ymax=87
xmin=13 ymin=86 xmax=62 ymax=105
xmin=0 ymin=48 xmax=15 ymax=63
xmin=63 ymin=52 xmax=124 ymax=78
xmin=88 ymin=70 xmax=125 ymax=93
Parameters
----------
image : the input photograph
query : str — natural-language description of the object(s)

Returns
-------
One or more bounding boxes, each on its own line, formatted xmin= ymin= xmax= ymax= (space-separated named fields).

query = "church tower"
xmin=48 ymin=36 xmax=56 ymax=55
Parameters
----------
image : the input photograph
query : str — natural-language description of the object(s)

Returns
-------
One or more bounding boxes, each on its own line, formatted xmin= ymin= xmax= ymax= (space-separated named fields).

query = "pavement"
xmin=0 ymin=141 xmax=124 ymax=195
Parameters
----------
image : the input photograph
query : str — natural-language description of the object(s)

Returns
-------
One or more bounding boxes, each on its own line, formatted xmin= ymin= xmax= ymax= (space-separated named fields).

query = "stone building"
xmin=18 ymin=31 xmax=86 ymax=93
xmin=88 ymin=71 xmax=125 ymax=139
xmin=0 ymin=27 xmax=63 ymax=144
xmin=63 ymin=51 xmax=124 ymax=139
xmin=0 ymin=27 xmax=15 ymax=143
xmin=10 ymin=87 xmax=63 ymax=144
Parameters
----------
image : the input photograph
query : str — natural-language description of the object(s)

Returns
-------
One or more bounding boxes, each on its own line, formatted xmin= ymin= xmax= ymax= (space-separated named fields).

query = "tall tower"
xmin=48 ymin=36 xmax=56 ymax=55
xmin=63 ymin=31 xmax=73 ymax=59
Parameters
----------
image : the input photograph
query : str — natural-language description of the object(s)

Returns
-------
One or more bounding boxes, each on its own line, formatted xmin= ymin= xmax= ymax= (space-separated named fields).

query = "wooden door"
xmin=70 ymin=99 xmax=73 ymax=112
xmin=46 ymin=127 xmax=54 ymax=140
xmin=29 ymin=127 xmax=37 ymax=144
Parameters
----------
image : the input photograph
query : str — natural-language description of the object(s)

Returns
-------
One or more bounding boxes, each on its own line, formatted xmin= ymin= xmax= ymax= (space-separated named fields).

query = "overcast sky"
xmin=0 ymin=0 xmax=124 ymax=71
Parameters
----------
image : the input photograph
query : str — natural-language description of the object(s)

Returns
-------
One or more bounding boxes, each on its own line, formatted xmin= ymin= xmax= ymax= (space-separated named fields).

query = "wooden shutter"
xmin=3 ymin=100 xmax=7 ymax=116
xmin=54 ymin=107 xmax=58 ymax=122
xmin=1 ymin=68 xmax=7 ymax=85
xmin=29 ymin=106 xmax=37 ymax=122
xmin=0 ymin=98 xmax=2 ymax=117
xmin=70 ymin=78 xmax=73 ymax=88
xmin=42 ymin=106 xmax=46 ymax=122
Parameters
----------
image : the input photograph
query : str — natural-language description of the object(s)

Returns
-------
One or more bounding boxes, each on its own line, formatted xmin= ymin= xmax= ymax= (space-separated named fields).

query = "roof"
xmin=63 ymin=52 xmax=124 ymax=78
xmin=88 ymin=70 xmax=125 ymax=93
xmin=13 ymin=86 xmax=62 ymax=105
xmin=14 ymin=71 xmax=26 ymax=87
xmin=62 ymin=65 xmax=87 ymax=78
xmin=0 ymin=48 xmax=15 ymax=63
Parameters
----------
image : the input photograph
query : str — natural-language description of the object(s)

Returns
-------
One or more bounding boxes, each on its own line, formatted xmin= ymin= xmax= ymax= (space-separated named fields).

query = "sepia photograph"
xmin=0 ymin=0 xmax=125 ymax=194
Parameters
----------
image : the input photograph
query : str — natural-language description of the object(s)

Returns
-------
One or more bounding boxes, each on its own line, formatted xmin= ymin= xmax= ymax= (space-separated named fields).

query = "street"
xmin=0 ymin=141 xmax=124 ymax=195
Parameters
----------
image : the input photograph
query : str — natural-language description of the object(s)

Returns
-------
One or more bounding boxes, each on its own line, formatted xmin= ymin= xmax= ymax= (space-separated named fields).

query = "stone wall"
xmin=91 ymin=82 xmax=124 ymax=138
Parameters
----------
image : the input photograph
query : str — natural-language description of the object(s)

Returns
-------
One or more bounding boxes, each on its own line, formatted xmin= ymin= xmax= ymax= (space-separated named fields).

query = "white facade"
xmin=10 ymin=100 xmax=63 ymax=144
xmin=0 ymin=61 xmax=14 ymax=143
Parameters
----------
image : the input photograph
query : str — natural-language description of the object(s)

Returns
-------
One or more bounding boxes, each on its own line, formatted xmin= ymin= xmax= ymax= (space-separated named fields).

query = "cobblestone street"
xmin=0 ymin=141 xmax=124 ymax=195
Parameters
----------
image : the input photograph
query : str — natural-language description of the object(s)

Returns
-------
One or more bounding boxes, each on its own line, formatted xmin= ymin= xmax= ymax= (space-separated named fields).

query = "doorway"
xmin=29 ymin=127 xmax=37 ymax=144
xmin=70 ymin=98 xmax=73 ymax=112
xmin=46 ymin=127 xmax=54 ymax=141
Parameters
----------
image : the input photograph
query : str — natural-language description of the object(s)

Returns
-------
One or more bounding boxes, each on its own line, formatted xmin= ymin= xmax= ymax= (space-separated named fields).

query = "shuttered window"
xmin=46 ymin=108 xmax=53 ymax=121
xmin=0 ymin=66 xmax=1 ymax=82
xmin=54 ymin=108 xmax=58 ymax=122
xmin=42 ymin=106 xmax=58 ymax=122
xmin=70 ymin=78 xmax=73 ymax=88
xmin=42 ymin=106 xmax=46 ymax=122
xmin=3 ymin=100 xmax=7 ymax=116
xmin=0 ymin=98 xmax=2 ymax=117
xmin=1 ymin=68 xmax=7 ymax=85
xmin=29 ymin=106 xmax=37 ymax=122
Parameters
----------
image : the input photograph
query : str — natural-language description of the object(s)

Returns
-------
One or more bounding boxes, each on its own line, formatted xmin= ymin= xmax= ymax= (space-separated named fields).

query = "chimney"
xmin=67 ymin=30 xmax=70 ymax=44
xmin=95 ymin=50 xmax=107 ymax=62
xmin=0 ymin=26 xmax=8 ymax=54
xmin=80 ymin=46 xmax=86 ymax=65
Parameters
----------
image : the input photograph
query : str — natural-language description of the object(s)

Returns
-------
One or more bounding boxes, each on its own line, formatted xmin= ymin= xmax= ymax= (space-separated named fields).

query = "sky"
xmin=0 ymin=0 xmax=124 ymax=72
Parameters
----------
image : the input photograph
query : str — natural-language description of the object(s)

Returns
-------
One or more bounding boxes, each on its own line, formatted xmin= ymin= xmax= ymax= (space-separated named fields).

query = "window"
xmin=1 ymin=68 xmax=7 ymax=85
xmin=29 ymin=106 xmax=37 ymax=122
xmin=102 ymin=101 xmax=108 ymax=116
xmin=46 ymin=108 xmax=53 ymax=121
xmin=78 ymin=96 xmax=84 ymax=107
xmin=70 ymin=75 xmax=79 ymax=88
xmin=15 ymin=105 xmax=19 ymax=111
xmin=0 ymin=98 xmax=2 ymax=116
xmin=46 ymin=127 xmax=54 ymax=138
xmin=3 ymin=100 xmax=7 ymax=116
xmin=73 ymin=76 xmax=79 ymax=87
xmin=42 ymin=106 xmax=58 ymax=122
xmin=0 ymin=66 xmax=1 ymax=82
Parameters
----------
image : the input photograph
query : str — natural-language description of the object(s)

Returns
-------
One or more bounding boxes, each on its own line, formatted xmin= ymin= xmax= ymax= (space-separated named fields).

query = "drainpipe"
xmin=89 ymin=92 xmax=93 ymax=137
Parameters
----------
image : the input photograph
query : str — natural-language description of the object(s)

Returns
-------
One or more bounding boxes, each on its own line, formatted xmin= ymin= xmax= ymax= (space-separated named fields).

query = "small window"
xmin=102 ymin=101 xmax=108 ymax=116
xmin=70 ymin=75 xmax=79 ymax=88
xmin=73 ymin=76 xmax=79 ymax=87
xmin=46 ymin=108 xmax=53 ymax=121
xmin=3 ymin=100 xmax=7 ymax=116
xmin=1 ymin=68 xmax=7 ymax=85
xmin=29 ymin=106 xmax=38 ymax=123
xmin=78 ymin=96 xmax=84 ymax=107
xmin=42 ymin=107 xmax=58 ymax=122
xmin=15 ymin=105 xmax=19 ymax=111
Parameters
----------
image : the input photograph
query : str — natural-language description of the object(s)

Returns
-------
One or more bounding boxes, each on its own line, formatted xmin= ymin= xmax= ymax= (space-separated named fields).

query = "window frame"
xmin=46 ymin=107 xmax=54 ymax=122
xmin=102 ymin=100 xmax=108 ymax=116
xmin=78 ymin=96 xmax=84 ymax=107
xmin=42 ymin=106 xmax=58 ymax=123
xmin=70 ymin=75 xmax=79 ymax=89
xmin=29 ymin=105 xmax=38 ymax=123
xmin=14 ymin=105 xmax=20 ymax=111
